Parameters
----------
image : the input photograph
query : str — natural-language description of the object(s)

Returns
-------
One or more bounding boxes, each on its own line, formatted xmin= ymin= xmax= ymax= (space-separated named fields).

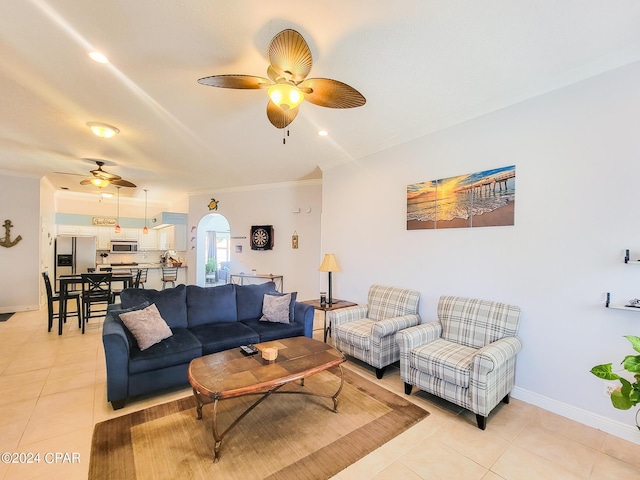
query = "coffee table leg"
xmin=212 ymin=398 xmax=222 ymax=463
xmin=192 ymin=388 xmax=204 ymax=420
xmin=331 ymin=364 xmax=345 ymax=413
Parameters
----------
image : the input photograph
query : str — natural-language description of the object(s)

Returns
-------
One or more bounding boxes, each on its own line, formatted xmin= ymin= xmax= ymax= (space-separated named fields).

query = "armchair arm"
xmin=102 ymin=312 xmax=131 ymax=403
xmin=372 ymin=314 xmax=421 ymax=344
xmin=396 ymin=321 xmax=443 ymax=353
xmin=293 ymin=301 xmax=315 ymax=338
xmin=472 ymin=336 xmax=523 ymax=376
xmin=396 ymin=321 xmax=442 ymax=382
xmin=330 ymin=304 xmax=369 ymax=329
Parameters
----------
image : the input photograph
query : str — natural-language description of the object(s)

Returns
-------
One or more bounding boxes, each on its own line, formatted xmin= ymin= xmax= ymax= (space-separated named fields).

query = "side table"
xmin=300 ymin=299 xmax=357 ymax=342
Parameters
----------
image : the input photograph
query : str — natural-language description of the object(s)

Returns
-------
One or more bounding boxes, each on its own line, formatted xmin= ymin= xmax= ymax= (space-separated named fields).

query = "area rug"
xmin=89 ymin=368 xmax=428 ymax=480
xmin=0 ymin=313 xmax=14 ymax=322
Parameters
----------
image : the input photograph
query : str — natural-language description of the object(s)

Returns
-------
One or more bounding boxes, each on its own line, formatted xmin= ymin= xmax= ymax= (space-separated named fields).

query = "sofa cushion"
xmin=240 ymin=318 xmax=305 ymax=342
xmin=121 ymin=285 xmax=188 ymax=329
xmin=119 ymin=303 xmax=173 ymax=351
xmin=235 ymin=282 xmax=277 ymax=321
xmin=186 ymin=284 xmax=237 ymax=327
xmin=410 ymin=338 xmax=477 ymax=388
xmin=190 ymin=323 xmax=260 ymax=355
xmin=260 ymin=293 xmax=291 ymax=324
xmin=334 ymin=318 xmax=374 ymax=350
xmin=128 ymin=327 xmax=201 ymax=374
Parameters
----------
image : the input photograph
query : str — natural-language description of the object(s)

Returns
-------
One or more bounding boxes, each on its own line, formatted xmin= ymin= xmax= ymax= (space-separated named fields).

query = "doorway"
xmin=195 ymin=213 xmax=231 ymax=287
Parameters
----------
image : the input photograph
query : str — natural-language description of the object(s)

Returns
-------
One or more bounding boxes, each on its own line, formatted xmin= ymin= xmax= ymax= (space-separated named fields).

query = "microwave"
xmin=110 ymin=241 xmax=138 ymax=253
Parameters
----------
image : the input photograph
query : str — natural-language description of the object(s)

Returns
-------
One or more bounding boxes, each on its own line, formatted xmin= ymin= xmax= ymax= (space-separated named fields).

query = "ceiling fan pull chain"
xmin=283 ymin=128 xmax=290 ymax=145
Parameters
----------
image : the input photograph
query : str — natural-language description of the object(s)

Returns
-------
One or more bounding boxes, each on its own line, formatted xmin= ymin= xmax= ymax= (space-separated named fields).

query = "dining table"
xmin=56 ymin=272 xmax=133 ymax=335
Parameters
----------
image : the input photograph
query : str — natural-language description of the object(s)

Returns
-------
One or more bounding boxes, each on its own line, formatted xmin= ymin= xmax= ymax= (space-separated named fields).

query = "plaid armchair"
xmin=332 ymin=285 xmax=420 ymax=378
xmin=397 ymin=295 xmax=522 ymax=429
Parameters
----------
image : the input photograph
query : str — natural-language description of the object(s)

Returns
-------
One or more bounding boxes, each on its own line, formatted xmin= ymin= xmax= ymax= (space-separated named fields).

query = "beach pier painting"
xmin=407 ymin=165 xmax=515 ymax=230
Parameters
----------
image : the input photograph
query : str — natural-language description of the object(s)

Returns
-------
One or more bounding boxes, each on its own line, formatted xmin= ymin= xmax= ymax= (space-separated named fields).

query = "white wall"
xmin=0 ymin=173 xmax=42 ymax=312
xmin=40 ymin=178 xmax=57 ymax=305
xmin=322 ymin=61 xmax=640 ymax=442
xmin=188 ymin=180 xmax=322 ymax=300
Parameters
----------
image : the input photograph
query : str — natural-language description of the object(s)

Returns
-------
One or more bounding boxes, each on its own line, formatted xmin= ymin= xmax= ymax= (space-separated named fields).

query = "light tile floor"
xmin=0 ymin=308 xmax=638 ymax=480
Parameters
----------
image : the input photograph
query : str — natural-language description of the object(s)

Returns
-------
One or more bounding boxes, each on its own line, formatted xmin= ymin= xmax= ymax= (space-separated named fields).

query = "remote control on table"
xmin=240 ymin=345 xmax=259 ymax=355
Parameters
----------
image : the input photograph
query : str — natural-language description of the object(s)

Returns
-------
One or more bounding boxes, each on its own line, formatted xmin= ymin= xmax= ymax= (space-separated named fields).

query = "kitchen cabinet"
xmin=109 ymin=228 xmax=139 ymax=241
xmin=158 ymin=225 xmax=187 ymax=251
xmin=174 ymin=225 xmax=187 ymax=251
xmin=158 ymin=226 xmax=174 ymax=250
xmin=78 ymin=226 xmax=98 ymax=236
xmin=57 ymin=225 xmax=79 ymax=236
xmin=97 ymin=228 xmax=111 ymax=250
xmin=138 ymin=229 xmax=158 ymax=250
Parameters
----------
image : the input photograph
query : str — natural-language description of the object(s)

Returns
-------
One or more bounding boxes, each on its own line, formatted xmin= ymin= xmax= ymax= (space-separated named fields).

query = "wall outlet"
xmin=603 ymin=381 xmax=618 ymax=397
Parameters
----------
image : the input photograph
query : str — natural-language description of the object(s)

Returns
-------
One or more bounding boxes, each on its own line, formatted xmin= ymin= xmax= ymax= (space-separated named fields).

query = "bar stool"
xmin=42 ymin=271 xmax=82 ymax=335
xmin=161 ymin=267 xmax=178 ymax=289
xmin=130 ymin=268 xmax=148 ymax=288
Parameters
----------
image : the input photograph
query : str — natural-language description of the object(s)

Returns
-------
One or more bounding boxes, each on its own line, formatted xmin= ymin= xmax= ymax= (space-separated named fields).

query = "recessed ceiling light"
xmin=101 ymin=192 xmax=113 ymax=198
xmin=318 ymin=130 xmax=328 ymax=136
xmin=87 ymin=122 xmax=119 ymax=138
xmin=89 ymin=51 xmax=108 ymax=64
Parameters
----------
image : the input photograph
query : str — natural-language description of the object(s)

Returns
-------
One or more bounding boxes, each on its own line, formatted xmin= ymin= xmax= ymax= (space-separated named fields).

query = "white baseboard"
xmin=512 ymin=386 xmax=640 ymax=445
xmin=0 ymin=304 xmax=39 ymax=314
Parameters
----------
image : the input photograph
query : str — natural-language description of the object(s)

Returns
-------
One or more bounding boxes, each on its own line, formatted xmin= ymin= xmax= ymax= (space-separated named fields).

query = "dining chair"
xmin=81 ymin=273 xmax=113 ymax=330
xmin=42 ymin=271 xmax=82 ymax=335
xmin=161 ymin=267 xmax=178 ymax=290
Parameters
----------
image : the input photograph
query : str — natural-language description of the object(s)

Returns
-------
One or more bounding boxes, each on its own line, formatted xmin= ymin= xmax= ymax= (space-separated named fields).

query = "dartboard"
xmin=250 ymin=225 xmax=273 ymax=250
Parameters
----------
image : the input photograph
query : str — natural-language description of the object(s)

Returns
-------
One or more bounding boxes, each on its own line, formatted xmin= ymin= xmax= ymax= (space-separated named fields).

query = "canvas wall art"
xmin=407 ymin=165 xmax=515 ymax=230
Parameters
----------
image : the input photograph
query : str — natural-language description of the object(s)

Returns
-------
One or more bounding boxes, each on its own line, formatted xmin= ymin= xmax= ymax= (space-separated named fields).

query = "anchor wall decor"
xmin=1 ymin=219 xmax=22 ymax=248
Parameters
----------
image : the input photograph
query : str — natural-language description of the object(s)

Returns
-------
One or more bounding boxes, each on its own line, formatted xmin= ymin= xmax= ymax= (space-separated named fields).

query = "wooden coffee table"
xmin=187 ymin=336 xmax=346 ymax=462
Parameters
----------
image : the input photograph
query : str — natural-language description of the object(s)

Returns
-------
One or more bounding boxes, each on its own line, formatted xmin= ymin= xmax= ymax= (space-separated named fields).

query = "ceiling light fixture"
xmin=142 ymin=189 xmax=149 ymax=235
xmin=89 ymin=51 xmax=109 ymax=64
xmin=267 ymin=84 xmax=304 ymax=110
xmin=90 ymin=177 xmax=110 ymax=188
xmin=318 ymin=130 xmax=328 ymax=136
xmin=115 ymin=186 xmax=121 ymax=234
xmin=87 ymin=122 xmax=120 ymax=138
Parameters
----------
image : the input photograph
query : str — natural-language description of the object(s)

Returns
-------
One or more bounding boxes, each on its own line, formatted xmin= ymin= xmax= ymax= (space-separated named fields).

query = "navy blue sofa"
xmin=102 ymin=282 xmax=314 ymax=409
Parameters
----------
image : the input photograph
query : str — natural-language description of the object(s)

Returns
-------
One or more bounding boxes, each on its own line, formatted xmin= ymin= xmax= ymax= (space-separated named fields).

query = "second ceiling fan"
xmin=198 ymin=29 xmax=366 ymax=129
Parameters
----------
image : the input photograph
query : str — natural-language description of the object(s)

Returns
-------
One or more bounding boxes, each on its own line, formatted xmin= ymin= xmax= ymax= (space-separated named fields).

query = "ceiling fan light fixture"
xmin=90 ymin=177 xmax=110 ymax=188
xmin=268 ymin=84 xmax=304 ymax=110
xmin=87 ymin=122 xmax=120 ymax=138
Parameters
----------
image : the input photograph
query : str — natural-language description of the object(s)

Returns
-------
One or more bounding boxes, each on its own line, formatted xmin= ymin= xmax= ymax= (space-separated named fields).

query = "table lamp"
xmin=318 ymin=254 xmax=341 ymax=305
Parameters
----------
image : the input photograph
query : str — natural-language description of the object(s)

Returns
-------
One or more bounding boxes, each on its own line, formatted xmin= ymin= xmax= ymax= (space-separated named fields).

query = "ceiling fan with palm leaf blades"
xmin=79 ymin=160 xmax=136 ymax=188
xmin=198 ymin=29 xmax=366 ymax=129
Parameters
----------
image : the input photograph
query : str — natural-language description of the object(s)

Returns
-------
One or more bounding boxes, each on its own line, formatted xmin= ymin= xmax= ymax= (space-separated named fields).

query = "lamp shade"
xmin=318 ymin=254 xmax=340 ymax=272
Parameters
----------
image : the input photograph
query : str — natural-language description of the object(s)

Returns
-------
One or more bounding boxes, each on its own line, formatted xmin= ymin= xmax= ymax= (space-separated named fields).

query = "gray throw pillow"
xmin=119 ymin=303 xmax=173 ymax=350
xmin=260 ymin=293 xmax=291 ymax=324
xmin=265 ymin=291 xmax=297 ymax=322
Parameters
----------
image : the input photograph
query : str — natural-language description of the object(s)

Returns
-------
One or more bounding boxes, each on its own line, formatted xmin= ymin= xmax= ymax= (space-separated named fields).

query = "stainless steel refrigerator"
xmin=55 ymin=236 xmax=97 ymax=282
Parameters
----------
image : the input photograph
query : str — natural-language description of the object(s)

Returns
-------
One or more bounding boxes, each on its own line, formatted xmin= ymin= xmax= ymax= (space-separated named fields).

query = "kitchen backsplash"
xmin=96 ymin=250 xmax=187 ymax=266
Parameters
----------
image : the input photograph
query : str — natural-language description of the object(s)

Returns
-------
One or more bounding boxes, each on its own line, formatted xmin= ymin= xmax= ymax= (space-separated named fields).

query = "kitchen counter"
xmin=99 ymin=263 xmax=187 ymax=269
xmin=97 ymin=263 xmax=187 ymax=290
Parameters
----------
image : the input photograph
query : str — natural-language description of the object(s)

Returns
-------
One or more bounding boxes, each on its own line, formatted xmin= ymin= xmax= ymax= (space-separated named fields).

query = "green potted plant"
xmin=590 ymin=335 xmax=640 ymax=430
xmin=205 ymin=259 xmax=217 ymax=282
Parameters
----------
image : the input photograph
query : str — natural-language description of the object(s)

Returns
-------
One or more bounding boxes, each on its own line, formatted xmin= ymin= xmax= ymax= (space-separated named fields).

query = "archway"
xmin=195 ymin=213 xmax=231 ymax=287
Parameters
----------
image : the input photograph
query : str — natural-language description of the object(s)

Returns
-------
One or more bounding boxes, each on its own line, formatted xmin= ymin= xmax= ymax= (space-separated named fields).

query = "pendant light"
xmin=115 ymin=186 xmax=121 ymax=233
xmin=142 ymin=189 xmax=149 ymax=234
